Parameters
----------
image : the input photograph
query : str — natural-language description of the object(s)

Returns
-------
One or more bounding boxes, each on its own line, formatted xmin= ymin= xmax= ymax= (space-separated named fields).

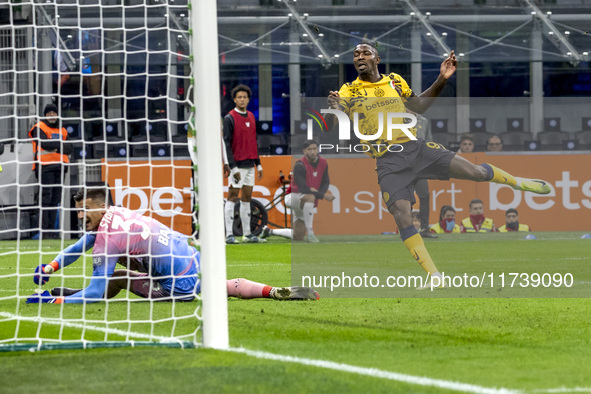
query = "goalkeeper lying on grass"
xmin=28 ymin=187 xmax=319 ymax=304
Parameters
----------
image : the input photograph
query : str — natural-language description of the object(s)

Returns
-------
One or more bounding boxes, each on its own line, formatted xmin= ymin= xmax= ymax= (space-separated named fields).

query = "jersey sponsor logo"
xmin=364 ymin=98 xmax=400 ymax=111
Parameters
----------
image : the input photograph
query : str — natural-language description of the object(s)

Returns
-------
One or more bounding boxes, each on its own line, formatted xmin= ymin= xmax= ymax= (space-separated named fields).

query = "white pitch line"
xmin=0 ymin=312 xmax=178 ymax=343
xmin=0 ymin=312 xmax=587 ymax=393
xmin=227 ymin=347 xmax=517 ymax=394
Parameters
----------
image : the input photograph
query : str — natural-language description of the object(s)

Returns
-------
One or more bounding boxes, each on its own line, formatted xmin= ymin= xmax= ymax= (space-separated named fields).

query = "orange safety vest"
xmin=28 ymin=121 xmax=69 ymax=170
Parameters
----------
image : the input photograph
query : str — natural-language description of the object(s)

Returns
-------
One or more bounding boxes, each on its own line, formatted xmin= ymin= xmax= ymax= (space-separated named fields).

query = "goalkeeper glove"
xmin=26 ymin=290 xmax=64 ymax=304
xmin=33 ymin=261 xmax=59 ymax=285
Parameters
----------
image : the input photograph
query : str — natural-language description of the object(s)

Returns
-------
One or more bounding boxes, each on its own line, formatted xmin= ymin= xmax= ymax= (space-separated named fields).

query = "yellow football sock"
xmin=483 ymin=163 xmax=517 ymax=188
xmin=403 ymin=233 xmax=439 ymax=275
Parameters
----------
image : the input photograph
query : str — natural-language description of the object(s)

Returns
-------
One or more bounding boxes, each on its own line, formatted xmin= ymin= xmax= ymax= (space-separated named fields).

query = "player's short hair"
xmin=303 ymin=139 xmax=319 ymax=149
xmin=231 ymin=84 xmax=252 ymax=99
xmin=469 ymin=199 xmax=484 ymax=208
xmin=74 ymin=187 xmax=108 ymax=205
xmin=356 ymin=39 xmax=379 ymax=55
xmin=506 ymin=208 xmax=518 ymax=216
xmin=460 ymin=133 xmax=474 ymax=143
xmin=439 ymin=205 xmax=456 ymax=220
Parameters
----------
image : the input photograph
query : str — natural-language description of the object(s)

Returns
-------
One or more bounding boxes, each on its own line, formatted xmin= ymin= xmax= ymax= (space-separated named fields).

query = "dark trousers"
xmin=39 ymin=166 xmax=66 ymax=234
xmin=415 ymin=179 xmax=430 ymax=230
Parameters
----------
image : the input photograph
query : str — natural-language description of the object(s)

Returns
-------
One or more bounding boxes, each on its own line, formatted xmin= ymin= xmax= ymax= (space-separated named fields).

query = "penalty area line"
xmin=227 ymin=347 xmax=517 ymax=394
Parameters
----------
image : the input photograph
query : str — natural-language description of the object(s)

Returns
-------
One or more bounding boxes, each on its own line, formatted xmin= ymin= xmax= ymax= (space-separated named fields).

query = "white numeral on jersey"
xmin=112 ymin=215 xmax=151 ymax=240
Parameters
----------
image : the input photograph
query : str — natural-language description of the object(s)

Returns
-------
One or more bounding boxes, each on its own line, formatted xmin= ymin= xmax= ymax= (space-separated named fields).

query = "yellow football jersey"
xmin=338 ymin=73 xmax=417 ymax=158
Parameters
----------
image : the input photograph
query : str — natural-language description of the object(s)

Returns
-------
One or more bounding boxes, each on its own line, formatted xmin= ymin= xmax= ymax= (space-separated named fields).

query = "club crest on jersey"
xmin=374 ymin=87 xmax=385 ymax=97
xmin=245 ymin=122 xmax=250 ymax=127
xmin=313 ymin=171 xmax=318 ymax=177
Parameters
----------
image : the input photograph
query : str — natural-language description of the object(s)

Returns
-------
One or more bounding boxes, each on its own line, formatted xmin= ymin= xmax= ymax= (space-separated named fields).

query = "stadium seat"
xmin=538 ymin=131 xmax=569 ymax=151
xmin=430 ymin=132 xmax=454 ymax=147
xmin=257 ymin=135 xmax=272 ymax=156
xmin=575 ymin=131 xmax=591 ymax=150
xmin=130 ymin=135 xmax=150 ymax=157
xmin=470 ymin=131 xmax=495 ymax=151
xmin=430 ymin=119 xmax=449 ymax=133
xmin=469 ymin=118 xmax=487 ymax=133
xmin=506 ymin=118 xmax=525 ymax=132
xmin=101 ymin=135 xmax=126 ymax=158
xmin=501 ymin=131 xmax=532 ymax=151
xmin=544 ymin=117 xmax=561 ymax=132
xmin=290 ymin=134 xmax=308 ymax=153
xmin=171 ymin=134 xmax=190 ymax=159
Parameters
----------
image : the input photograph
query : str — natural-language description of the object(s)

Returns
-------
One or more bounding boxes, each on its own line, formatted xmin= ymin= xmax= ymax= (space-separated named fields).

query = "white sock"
xmin=240 ymin=202 xmax=251 ymax=236
xmin=272 ymin=229 xmax=293 ymax=239
xmin=303 ymin=202 xmax=315 ymax=235
xmin=224 ymin=201 xmax=235 ymax=237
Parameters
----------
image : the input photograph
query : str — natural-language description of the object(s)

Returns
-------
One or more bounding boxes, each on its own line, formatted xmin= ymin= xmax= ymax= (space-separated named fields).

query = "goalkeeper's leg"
xmin=227 ymin=278 xmax=319 ymax=300
xmin=448 ymin=155 xmax=551 ymax=194
xmin=51 ymin=287 xmax=82 ymax=297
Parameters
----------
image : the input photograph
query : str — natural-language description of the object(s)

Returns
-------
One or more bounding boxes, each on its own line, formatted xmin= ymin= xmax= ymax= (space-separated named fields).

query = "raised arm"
xmin=405 ymin=51 xmax=457 ymax=114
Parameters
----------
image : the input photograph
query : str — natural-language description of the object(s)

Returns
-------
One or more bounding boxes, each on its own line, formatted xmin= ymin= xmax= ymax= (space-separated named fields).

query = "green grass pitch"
xmin=1 ymin=232 xmax=591 ymax=393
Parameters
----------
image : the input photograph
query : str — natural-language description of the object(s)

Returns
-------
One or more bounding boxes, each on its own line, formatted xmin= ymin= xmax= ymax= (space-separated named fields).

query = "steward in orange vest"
xmin=28 ymin=103 xmax=72 ymax=238
xmin=28 ymin=104 xmax=71 ymax=174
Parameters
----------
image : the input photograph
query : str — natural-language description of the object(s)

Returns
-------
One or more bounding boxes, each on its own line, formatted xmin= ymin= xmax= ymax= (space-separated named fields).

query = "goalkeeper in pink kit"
xmin=28 ymin=187 xmax=319 ymax=304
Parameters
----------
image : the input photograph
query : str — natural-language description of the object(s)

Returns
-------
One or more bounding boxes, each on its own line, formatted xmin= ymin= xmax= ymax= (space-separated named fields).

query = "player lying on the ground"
xmin=27 ymin=187 xmax=319 ymax=304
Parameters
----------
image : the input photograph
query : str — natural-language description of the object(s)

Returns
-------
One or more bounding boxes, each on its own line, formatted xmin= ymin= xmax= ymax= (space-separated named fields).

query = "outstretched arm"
xmin=54 ymin=233 xmax=97 ymax=270
xmin=63 ymin=255 xmax=118 ymax=304
xmin=405 ymin=51 xmax=457 ymax=114
xmin=33 ymin=233 xmax=97 ymax=285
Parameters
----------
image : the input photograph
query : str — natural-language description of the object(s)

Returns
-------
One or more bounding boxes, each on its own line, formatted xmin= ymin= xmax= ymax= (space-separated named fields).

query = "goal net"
xmin=0 ymin=0 xmax=227 ymax=351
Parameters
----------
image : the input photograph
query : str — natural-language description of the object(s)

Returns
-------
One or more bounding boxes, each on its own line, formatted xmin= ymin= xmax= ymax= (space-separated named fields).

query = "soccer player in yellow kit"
xmin=327 ymin=41 xmax=551 ymax=289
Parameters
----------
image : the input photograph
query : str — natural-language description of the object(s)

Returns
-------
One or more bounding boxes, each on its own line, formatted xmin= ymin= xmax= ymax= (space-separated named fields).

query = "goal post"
xmin=0 ymin=0 xmax=228 ymax=351
xmin=191 ymin=0 xmax=229 ymax=350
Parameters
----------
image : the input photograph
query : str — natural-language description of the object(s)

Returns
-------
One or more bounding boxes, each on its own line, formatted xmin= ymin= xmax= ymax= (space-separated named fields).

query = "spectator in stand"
xmin=486 ymin=135 xmax=503 ymax=152
xmin=458 ymin=134 xmax=475 ymax=153
xmin=430 ymin=205 xmax=461 ymax=234
xmin=460 ymin=199 xmax=496 ymax=232
xmin=497 ymin=208 xmax=531 ymax=232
